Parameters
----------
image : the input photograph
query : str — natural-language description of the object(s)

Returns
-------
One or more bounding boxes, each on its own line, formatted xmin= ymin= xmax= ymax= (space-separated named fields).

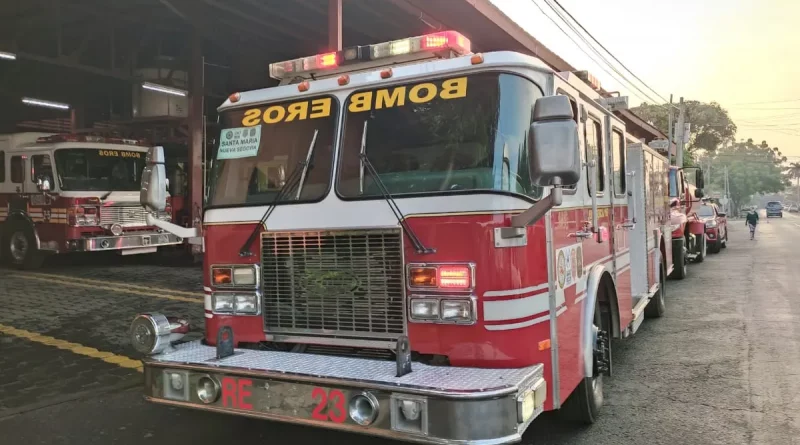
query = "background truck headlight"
xmin=705 ymin=220 xmax=717 ymax=228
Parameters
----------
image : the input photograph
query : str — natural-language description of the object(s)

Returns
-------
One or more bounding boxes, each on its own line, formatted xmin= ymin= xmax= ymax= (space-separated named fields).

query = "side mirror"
xmin=694 ymin=188 xmax=704 ymax=199
xmin=36 ymin=176 xmax=52 ymax=192
xmin=696 ymin=170 xmax=705 ymax=189
xmin=140 ymin=146 xmax=167 ymax=212
xmin=528 ymin=95 xmax=581 ymax=187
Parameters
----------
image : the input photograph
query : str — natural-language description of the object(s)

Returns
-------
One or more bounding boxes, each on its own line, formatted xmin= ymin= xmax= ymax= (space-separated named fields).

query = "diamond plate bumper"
xmin=142 ymin=341 xmax=546 ymax=444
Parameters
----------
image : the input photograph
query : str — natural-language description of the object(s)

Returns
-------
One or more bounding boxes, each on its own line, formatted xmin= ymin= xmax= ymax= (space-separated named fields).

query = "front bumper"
xmin=143 ymin=341 xmax=546 ymax=444
xmin=68 ymin=232 xmax=182 ymax=252
xmin=766 ymin=211 xmax=782 ymax=217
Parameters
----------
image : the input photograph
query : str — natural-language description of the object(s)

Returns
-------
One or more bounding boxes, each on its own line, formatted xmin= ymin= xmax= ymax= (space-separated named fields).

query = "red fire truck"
xmin=130 ymin=32 xmax=672 ymax=443
xmin=667 ymin=166 xmax=705 ymax=279
xmin=0 ymin=133 xmax=183 ymax=268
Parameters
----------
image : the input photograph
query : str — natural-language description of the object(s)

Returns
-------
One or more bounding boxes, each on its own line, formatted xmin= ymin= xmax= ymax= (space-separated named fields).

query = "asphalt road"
xmin=1 ymin=213 xmax=799 ymax=444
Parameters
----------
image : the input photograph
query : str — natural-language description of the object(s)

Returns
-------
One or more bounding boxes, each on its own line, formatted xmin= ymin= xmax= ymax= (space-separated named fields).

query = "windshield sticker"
xmin=218 ymin=126 xmax=262 ymax=159
xmin=347 ymin=77 xmax=467 ymax=113
xmin=97 ymin=150 xmax=142 ymax=158
xmin=241 ymin=97 xmax=332 ymax=126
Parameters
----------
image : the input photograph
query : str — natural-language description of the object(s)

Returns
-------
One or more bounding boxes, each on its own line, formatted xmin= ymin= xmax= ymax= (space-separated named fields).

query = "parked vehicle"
xmin=696 ymin=203 xmax=727 ymax=253
xmin=791 ymin=204 xmax=799 ymax=212
xmin=668 ymin=166 xmax=705 ymax=279
xmin=766 ymin=201 xmax=783 ymax=218
xmin=0 ymin=133 xmax=181 ymax=269
xmin=128 ymin=31 xmax=675 ymax=443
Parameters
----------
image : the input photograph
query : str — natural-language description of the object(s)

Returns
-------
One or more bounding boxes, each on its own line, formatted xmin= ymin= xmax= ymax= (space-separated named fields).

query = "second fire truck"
xmin=130 ymin=31 xmax=674 ymax=443
xmin=0 ymin=133 xmax=183 ymax=268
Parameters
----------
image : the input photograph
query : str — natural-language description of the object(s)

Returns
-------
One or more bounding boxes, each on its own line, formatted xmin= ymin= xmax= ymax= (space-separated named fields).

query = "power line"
xmin=550 ymin=0 xmax=670 ymax=104
xmin=728 ymin=98 xmax=800 ymax=106
xmin=536 ymin=0 xmax=669 ymax=109
xmin=527 ymin=0 xmax=664 ymax=108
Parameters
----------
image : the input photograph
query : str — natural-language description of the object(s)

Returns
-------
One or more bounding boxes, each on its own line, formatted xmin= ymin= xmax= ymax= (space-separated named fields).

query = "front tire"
xmin=709 ymin=240 xmax=721 ymax=254
xmin=2 ymin=223 xmax=44 ymax=270
xmin=694 ymin=235 xmax=707 ymax=263
xmin=561 ymin=300 xmax=611 ymax=424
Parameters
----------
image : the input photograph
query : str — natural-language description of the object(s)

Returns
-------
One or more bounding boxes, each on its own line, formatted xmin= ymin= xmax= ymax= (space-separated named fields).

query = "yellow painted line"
xmin=10 ymin=274 xmax=203 ymax=304
xmin=13 ymin=271 xmax=204 ymax=299
xmin=0 ymin=323 xmax=143 ymax=372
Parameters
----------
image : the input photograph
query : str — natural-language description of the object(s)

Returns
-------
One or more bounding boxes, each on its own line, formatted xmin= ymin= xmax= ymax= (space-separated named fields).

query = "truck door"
xmin=607 ymin=123 xmax=632 ymax=309
xmin=22 ymin=152 xmax=58 ymax=241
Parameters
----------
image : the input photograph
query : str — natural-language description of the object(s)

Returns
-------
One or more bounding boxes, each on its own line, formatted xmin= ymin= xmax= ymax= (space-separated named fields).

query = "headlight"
xmin=410 ymin=299 xmax=439 ymax=320
xmin=211 ymin=265 xmax=259 ymax=287
xmin=441 ymin=299 xmax=473 ymax=322
xmin=213 ymin=292 xmax=259 ymax=315
xmin=705 ymin=220 xmax=717 ymax=228
xmin=234 ymin=294 xmax=258 ymax=314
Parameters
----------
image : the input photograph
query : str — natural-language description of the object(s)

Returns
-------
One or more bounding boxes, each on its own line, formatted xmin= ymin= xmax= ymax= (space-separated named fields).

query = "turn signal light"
xmin=409 ymin=267 xmax=437 ymax=287
xmin=212 ymin=267 xmax=233 ymax=285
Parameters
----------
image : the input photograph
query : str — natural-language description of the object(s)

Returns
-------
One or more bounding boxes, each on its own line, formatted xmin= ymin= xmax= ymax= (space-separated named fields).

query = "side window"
xmin=31 ymin=154 xmax=53 ymax=183
xmin=612 ymin=130 xmax=625 ymax=195
xmin=585 ymin=118 xmax=604 ymax=194
xmin=0 ymin=151 xmax=5 ymax=182
xmin=10 ymin=156 xmax=24 ymax=183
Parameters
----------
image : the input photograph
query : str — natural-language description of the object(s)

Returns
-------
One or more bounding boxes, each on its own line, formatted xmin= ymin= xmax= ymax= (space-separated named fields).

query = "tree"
xmin=631 ymin=101 xmax=737 ymax=157
xmin=709 ymin=139 xmax=789 ymax=211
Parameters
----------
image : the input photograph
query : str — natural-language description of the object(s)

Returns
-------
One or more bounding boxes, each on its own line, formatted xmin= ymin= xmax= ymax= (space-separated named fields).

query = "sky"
xmin=491 ymin=0 xmax=800 ymax=160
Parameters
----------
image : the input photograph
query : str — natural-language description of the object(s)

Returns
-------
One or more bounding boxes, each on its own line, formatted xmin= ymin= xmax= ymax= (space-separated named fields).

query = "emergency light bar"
xmin=35 ymin=134 xmax=148 ymax=146
xmin=269 ymin=31 xmax=471 ymax=80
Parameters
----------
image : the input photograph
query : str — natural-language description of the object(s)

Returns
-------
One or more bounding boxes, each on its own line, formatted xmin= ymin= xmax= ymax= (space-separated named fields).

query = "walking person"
xmin=745 ymin=206 xmax=759 ymax=240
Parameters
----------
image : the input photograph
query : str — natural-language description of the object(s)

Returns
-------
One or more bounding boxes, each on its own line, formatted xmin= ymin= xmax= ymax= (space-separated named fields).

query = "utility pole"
xmin=667 ymin=94 xmax=674 ymax=165
xmin=675 ymin=97 xmax=686 ymax=167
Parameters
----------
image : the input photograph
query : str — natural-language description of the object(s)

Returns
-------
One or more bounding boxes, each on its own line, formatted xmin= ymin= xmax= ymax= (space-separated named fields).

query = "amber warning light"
xmin=409 ymin=264 xmax=472 ymax=290
xmin=268 ymin=31 xmax=471 ymax=80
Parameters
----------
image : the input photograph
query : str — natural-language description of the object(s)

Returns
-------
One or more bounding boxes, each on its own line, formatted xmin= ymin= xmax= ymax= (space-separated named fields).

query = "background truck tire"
xmin=694 ymin=236 xmax=707 ymax=263
xmin=561 ymin=300 xmax=610 ymax=424
xmin=721 ymin=232 xmax=727 ymax=248
xmin=2 ymin=223 xmax=45 ymax=270
xmin=669 ymin=241 xmax=687 ymax=280
xmin=645 ymin=260 xmax=666 ymax=318
xmin=709 ymin=240 xmax=721 ymax=254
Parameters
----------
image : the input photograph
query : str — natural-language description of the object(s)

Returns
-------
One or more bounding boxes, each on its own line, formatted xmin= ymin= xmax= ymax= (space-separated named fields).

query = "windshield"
xmin=54 ymin=148 xmax=144 ymax=191
xmin=208 ymin=96 xmax=338 ymax=207
xmin=336 ymin=73 xmax=544 ymax=200
xmin=767 ymin=201 xmax=782 ymax=208
xmin=696 ymin=205 xmax=715 ymax=217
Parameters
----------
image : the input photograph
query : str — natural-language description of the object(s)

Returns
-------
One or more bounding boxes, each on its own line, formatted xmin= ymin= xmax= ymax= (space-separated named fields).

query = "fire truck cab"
xmin=667 ymin=166 xmax=705 ymax=279
xmin=130 ymin=31 xmax=672 ymax=443
xmin=0 ymin=133 xmax=183 ymax=269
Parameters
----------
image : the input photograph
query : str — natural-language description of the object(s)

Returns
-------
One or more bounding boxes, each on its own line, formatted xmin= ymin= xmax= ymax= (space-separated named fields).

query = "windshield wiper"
xmin=358 ymin=121 xmax=435 ymax=255
xmin=99 ymin=190 xmax=113 ymax=200
xmin=239 ymin=130 xmax=319 ymax=257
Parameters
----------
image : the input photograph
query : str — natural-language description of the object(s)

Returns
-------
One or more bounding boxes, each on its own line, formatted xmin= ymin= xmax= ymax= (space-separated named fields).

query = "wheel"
xmin=669 ymin=243 xmax=687 ymax=280
xmin=721 ymin=231 xmax=727 ymax=248
xmin=709 ymin=240 xmax=721 ymax=254
xmin=561 ymin=300 xmax=610 ymax=424
xmin=694 ymin=235 xmax=706 ymax=263
xmin=645 ymin=259 xmax=666 ymax=318
xmin=2 ymin=223 xmax=44 ymax=270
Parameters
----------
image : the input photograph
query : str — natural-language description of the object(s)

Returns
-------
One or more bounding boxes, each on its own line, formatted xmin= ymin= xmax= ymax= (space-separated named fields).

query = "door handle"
xmin=569 ymin=231 xmax=593 ymax=239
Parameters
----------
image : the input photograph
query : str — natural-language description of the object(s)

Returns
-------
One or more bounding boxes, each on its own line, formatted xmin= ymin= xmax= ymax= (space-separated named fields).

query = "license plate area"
xmin=160 ymin=371 xmax=392 ymax=428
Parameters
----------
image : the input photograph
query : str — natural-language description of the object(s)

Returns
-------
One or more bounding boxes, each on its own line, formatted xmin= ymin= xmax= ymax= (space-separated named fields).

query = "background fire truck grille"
xmin=99 ymin=206 xmax=147 ymax=227
xmin=261 ymin=229 xmax=405 ymax=340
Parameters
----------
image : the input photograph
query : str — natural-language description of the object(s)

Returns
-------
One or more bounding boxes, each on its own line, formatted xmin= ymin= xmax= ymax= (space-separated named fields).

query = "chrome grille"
xmin=261 ymin=229 xmax=405 ymax=340
xmin=99 ymin=205 xmax=148 ymax=227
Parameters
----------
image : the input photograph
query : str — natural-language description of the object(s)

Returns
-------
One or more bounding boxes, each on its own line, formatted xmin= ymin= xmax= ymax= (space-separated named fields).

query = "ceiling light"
xmin=21 ymin=97 xmax=70 ymax=110
xmin=0 ymin=51 xmax=16 ymax=60
xmin=142 ymin=82 xmax=187 ymax=97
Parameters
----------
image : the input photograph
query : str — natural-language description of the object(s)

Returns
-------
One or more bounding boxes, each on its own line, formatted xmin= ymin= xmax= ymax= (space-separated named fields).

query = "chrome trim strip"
xmin=546 ymin=210 xmax=560 ymax=409
xmin=144 ymin=397 xmax=524 ymax=445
